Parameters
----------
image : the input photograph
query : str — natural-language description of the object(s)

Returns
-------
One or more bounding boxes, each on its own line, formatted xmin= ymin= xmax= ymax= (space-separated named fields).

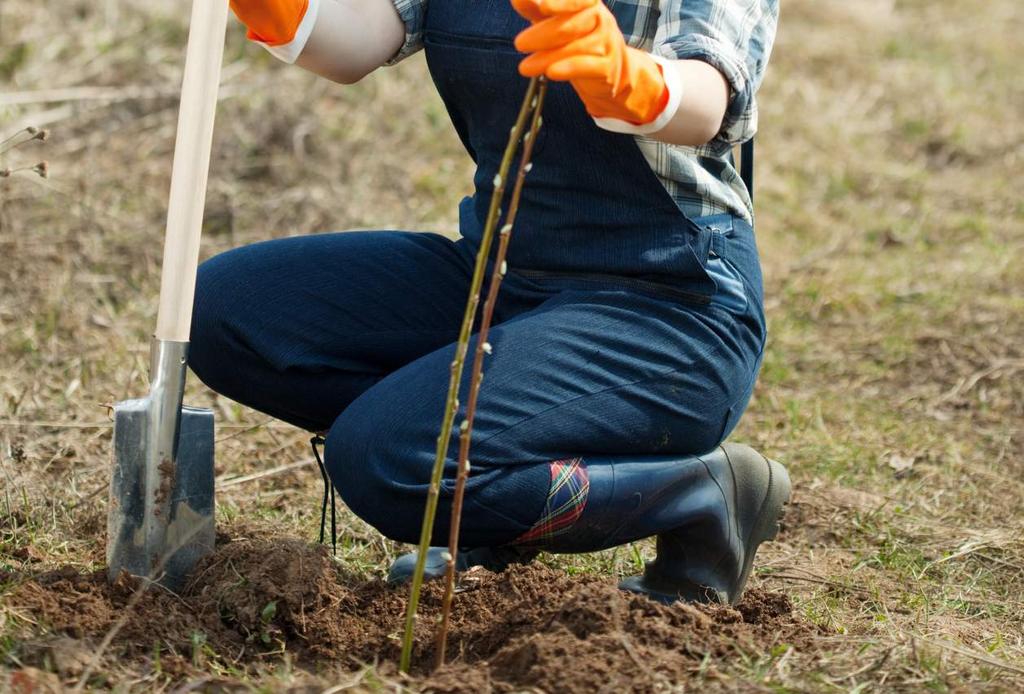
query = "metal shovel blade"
xmin=106 ymin=340 xmax=215 ymax=591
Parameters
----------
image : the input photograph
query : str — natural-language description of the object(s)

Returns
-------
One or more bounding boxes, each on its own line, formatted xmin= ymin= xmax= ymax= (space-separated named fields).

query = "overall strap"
xmin=740 ymin=139 xmax=755 ymax=205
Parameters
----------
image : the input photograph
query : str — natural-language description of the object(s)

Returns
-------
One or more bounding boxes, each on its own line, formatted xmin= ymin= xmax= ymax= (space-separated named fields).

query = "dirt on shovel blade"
xmin=5 ymin=531 xmax=817 ymax=691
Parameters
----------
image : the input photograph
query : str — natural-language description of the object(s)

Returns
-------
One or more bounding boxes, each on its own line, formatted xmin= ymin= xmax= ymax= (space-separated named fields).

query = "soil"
xmin=6 ymin=531 xmax=820 ymax=692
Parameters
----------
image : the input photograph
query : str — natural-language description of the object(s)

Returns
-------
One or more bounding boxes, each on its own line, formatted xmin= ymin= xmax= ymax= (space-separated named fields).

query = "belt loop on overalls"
xmin=708 ymin=218 xmax=733 ymax=259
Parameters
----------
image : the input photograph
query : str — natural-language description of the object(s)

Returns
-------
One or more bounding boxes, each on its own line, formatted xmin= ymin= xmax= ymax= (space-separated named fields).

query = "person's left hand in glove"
xmin=512 ymin=0 xmax=729 ymax=145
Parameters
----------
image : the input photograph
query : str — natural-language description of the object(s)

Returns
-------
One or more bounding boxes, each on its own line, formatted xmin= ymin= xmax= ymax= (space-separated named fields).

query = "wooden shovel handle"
xmin=155 ymin=0 xmax=230 ymax=343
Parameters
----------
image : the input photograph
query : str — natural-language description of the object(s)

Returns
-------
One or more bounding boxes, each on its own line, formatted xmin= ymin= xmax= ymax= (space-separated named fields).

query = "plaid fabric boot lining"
xmin=514 ymin=458 xmax=590 ymax=545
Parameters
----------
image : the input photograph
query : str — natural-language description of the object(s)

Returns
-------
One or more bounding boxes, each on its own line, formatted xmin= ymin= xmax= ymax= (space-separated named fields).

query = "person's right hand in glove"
xmin=229 ymin=0 xmax=315 ymax=63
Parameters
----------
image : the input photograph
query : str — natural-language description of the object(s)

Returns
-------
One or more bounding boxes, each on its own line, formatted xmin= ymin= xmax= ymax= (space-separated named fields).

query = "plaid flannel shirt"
xmin=390 ymin=0 xmax=778 ymax=222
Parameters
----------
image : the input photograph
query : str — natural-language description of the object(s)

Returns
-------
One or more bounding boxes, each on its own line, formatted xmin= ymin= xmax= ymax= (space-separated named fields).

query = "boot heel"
xmin=726 ymin=446 xmax=791 ymax=603
xmin=754 ymin=458 xmax=791 ymax=543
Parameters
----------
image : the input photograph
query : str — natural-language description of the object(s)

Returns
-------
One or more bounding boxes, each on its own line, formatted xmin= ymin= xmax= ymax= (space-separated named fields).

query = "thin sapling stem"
xmin=399 ymin=77 xmax=542 ymax=674
xmin=434 ymin=78 xmax=548 ymax=669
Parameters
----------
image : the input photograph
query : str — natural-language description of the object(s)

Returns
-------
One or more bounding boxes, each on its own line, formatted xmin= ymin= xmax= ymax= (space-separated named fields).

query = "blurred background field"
xmin=1 ymin=0 xmax=1023 ymax=690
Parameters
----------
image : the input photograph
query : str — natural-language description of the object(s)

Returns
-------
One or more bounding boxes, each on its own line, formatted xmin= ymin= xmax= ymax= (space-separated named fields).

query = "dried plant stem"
xmin=0 ymin=126 xmax=47 ymax=157
xmin=434 ymin=79 xmax=549 ymax=669
xmin=399 ymin=77 xmax=542 ymax=674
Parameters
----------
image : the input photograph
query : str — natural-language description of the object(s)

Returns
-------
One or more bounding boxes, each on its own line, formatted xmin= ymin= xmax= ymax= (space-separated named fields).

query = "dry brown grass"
xmin=2 ymin=0 xmax=1023 ymax=690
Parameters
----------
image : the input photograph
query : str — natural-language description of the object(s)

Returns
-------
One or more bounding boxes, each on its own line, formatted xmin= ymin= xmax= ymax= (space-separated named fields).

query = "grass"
xmin=2 ymin=0 xmax=1023 ymax=690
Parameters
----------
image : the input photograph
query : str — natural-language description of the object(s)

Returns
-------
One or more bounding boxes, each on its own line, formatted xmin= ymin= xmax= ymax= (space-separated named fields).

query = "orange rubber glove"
xmin=512 ymin=0 xmax=676 ymax=128
xmin=230 ymin=0 xmax=309 ymax=46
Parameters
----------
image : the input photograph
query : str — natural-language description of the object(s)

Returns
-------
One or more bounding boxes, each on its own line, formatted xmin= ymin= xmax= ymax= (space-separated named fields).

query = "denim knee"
xmin=324 ymin=401 xmax=422 ymax=543
xmin=188 ymin=255 xmax=236 ymax=391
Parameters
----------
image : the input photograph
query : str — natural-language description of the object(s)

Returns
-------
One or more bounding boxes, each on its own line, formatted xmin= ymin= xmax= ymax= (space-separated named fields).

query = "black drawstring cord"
xmin=311 ymin=435 xmax=336 ymax=556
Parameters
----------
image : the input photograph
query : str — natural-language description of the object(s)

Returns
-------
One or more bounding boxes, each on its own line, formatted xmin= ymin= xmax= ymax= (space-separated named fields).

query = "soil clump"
xmin=5 ymin=533 xmax=816 ymax=691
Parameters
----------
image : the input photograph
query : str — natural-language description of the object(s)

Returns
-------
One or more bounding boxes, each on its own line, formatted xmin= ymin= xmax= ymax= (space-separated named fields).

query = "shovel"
xmin=106 ymin=0 xmax=230 ymax=591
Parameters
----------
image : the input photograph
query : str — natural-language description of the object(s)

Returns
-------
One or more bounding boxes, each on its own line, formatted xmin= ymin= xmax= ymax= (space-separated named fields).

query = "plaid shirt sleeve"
xmin=651 ymin=0 xmax=779 ymax=147
xmin=386 ymin=0 xmax=429 ymax=65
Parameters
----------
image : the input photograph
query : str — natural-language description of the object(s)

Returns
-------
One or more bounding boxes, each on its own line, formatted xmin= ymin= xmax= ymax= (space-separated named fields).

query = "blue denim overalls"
xmin=189 ymin=0 xmax=772 ymax=582
xmin=429 ymin=1 xmax=743 ymax=296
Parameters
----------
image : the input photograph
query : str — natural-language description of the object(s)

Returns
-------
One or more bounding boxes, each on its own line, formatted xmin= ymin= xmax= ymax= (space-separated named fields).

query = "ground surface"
xmin=1 ymin=0 xmax=1022 ymax=691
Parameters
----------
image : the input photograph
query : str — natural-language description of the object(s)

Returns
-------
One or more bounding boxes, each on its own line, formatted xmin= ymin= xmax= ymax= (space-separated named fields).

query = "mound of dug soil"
xmin=7 ymin=533 xmax=813 ymax=691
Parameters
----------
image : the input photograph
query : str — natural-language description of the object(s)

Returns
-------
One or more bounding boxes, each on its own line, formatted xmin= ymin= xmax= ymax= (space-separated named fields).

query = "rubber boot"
xmin=542 ymin=443 xmax=791 ymax=604
xmin=386 ymin=545 xmax=537 ymax=586
xmin=387 ymin=444 xmax=789 ymax=604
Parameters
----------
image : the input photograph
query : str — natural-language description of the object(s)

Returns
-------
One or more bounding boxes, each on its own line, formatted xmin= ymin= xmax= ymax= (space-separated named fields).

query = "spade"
xmin=106 ymin=0 xmax=230 ymax=591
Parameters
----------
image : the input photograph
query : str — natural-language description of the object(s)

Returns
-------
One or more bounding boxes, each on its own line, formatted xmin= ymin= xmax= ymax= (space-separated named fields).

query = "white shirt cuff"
xmin=592 ymin=54 xmax=683 ymax=136
xmin=258 ymin=0 xmax=320 ymax=65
